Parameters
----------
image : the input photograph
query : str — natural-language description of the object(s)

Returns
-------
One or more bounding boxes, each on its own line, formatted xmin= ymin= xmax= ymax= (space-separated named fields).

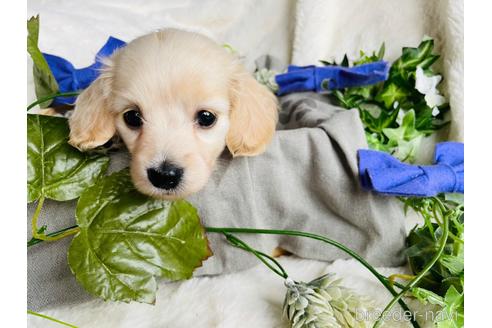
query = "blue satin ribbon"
xmin=43 ymin=36 xmax=127 ymax=105
xmin=275 ymin=61 xmax=390 ymax=96
xmin=358 ymin=142 xmax=464 ymax=197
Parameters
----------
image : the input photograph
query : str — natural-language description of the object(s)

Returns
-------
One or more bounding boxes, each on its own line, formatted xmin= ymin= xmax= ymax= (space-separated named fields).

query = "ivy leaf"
xmin=435 ymin=286 xmax=464 ymax=328
xmin=384 ymin=110 xmax=422 ymax=141
xmin=382 ymin=110 xmax=424 ymax=162
xmin=392 ymin=39 xmax=436 ymax=73
xmin=27 ymin=114 xmax=110 ymax=202
xmin=411 ymin=287 xmax=445 ymax=307
xmin=333 ymin=90 xmax=366 ymax=109
xmin=411 ymin=286 xmax=464 ymax=328
xmin=359 ymin=106 xmax=399 ymax=133
xmin=319 ymin=59 xmax=336 ymax=66
xmin=353 ymin=44 xmax=384 ymax=65
xmin=375 ymin=83 xmax=409 ymax=109
xmin=340 ymin=54 xmax=349 ymax=67
xmin=27 ymin=16 xmax=59 ymax=108
xmin=439 ymin=254 xmax=464 ymax=276
xmin=68 ymin=169 xmax=212 ymax=303
xmin=365 ymin=132 xmax=392 ymax=152
xmin=377 ymin=42 xmax=386 ymax=60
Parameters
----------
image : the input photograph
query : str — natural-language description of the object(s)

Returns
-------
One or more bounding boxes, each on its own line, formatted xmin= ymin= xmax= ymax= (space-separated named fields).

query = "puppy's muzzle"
xmin=147 ymin=161 xmax=184 ymax=190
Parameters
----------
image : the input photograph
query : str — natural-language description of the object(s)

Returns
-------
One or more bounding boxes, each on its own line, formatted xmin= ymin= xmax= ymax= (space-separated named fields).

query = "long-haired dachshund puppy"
xmin=68 ymin=29 xmax=278 ymax=199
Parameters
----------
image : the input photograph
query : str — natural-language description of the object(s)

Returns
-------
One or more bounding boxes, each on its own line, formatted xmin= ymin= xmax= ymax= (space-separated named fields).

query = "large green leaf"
xmin=68 ymin=170 xmax=212 ymax=303
xmin=27 ymin=15 xmax=59 ymax=108
xmin=27 ymin=114 xmax=109 ymax=202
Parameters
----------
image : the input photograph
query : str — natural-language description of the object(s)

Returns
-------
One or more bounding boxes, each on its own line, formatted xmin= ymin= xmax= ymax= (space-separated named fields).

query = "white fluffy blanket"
xmin=27 ymin=1 xmax=462 ymax=327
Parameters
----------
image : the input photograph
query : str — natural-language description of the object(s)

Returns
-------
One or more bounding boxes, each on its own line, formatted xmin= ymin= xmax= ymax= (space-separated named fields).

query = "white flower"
xmin=415 ymin=66 xmax=446 ymax=108
xmin=415 ymin=66 xmax=441 ymax=95
xmin=432 ymin=106 xmax=440 ymax=117
xmin=425 ymin=93 xmax=446 ymax=108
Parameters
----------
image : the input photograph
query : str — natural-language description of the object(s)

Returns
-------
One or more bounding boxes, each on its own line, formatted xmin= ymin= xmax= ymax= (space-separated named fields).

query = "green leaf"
xmin=68 ymin=169 xmax=212 ymax=303
xmin=359 ymin=107 xmax=399 ymax=133
xmin=365 ymin=132 xmax=392 ymax=152
xmin=333 ymin=90 xmax=365 ymax=109
xmin=411 ymin=287 xmax=445 ymax=307
xmin=435 ymin=286 xmax=464 ymax=328
xmin=400 ymin=110 xmax=423 ymax=139
xmin=439 ymin=254 xmax=464 ymax=276
xmin=444 ymin=193 xmax=464 ymax=205
xmin=340 ymin=54 xmax=349 ymax=67
xmin=405 ymin=196 xmax=465 ymax=297
xmin=27 ymin=114 xmax=109 ymax=202
xmin=353 ymin=47 xmax=381 ymax=65
xmin=375 ymin=83 xmax=408 ymax=109
xmin=27 ymin=16 xmax=59 ymax=108
xmin=377 ymin=42 xmax=386 ymax=60
xmin=329 ymin=38 xmax=448 ymax=163
xmin=400 ymin=39 xmax=435 ymax=70
xmin=319 ymin=59 xmax=336 ymax=66
xmin=383 ymin=110 xmax=424 ymax=162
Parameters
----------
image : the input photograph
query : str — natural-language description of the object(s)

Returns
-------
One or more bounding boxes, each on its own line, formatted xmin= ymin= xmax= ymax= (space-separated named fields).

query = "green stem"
xmin=28 ymin=225 xmax=80 ymax=247
xmin=27 ymin=91 xmax=81 ymax=111
xmin=27 ymin=310 xmax=78 ymax=328
xmin=204 ymin=227 xmax=420 ymax=328
xmin=31 ymin=196 xmax=45 ymax=239
xmin=30 ymin=198 xmax=80 ymax=243
xmin=373 ymin=197 xmax=450 ymax=328
xmin=224 ymin=232 xmax=288 ymax=279
xmin=26 ymin=224 xmax=418 ymax=328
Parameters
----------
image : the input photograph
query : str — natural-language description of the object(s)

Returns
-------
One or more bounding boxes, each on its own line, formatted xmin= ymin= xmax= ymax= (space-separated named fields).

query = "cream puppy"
xmin=68 ymin=29 xmax=278 ymax=200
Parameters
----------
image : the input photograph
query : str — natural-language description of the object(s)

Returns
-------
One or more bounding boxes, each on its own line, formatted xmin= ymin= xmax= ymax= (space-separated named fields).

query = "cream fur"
xmin=69 ymin=29 xmax=278 ymax=199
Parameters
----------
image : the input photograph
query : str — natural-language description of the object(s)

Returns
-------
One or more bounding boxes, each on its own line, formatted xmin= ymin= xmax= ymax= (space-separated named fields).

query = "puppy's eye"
xmin=123 ymin=109 xmax=143 ymax=128
xmin=196 ymin=110 xmax=216 ymax=128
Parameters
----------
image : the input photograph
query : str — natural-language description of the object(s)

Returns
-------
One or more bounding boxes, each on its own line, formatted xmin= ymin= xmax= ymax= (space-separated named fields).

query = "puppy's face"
xmin=69 ymin=29 xmax=278 ymax=199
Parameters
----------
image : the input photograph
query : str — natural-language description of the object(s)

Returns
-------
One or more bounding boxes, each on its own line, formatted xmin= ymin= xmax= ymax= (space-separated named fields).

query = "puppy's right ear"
xmin=69 ymin=69 xmax=116 ymax=151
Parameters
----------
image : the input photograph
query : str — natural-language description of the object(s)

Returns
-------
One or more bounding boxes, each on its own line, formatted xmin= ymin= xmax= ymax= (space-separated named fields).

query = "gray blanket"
xmin=27 ymin=92 xmax=407 ymax=310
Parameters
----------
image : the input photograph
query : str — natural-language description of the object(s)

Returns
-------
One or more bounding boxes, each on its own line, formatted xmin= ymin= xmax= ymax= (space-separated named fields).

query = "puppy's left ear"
xmin=227 ymin=67 xmax=278 ymax=156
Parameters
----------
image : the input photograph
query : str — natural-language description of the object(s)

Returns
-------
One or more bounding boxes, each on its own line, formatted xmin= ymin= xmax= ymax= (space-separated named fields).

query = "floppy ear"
xmin=68 ymin=70 xmax=116 ymax=151
xmin=227 ymin=68 xmax=278 ymax=157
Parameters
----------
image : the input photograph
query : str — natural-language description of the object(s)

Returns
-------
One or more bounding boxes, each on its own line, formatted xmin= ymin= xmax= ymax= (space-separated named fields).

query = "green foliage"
xmin=68 ymin=170 xmax=212 ymax=303
xmin=27 ymin=114 xmax=109 ymax=202
xmin=411 ymin=285 xmax=464 ymax=328
xmin=404 ymin=195 xmax=464 ymax=328
xmin=382 ymin=110 xmax=423 ymax=162
xmin=27 ymin=113 xmax=211 ymax=304
xmin=27 ymin=16 xmax=59 ymax=108
xmin=325 ymin=39 xmax=449 ymax=162
xmin=326 ymin=39 xmax=463 ymax=327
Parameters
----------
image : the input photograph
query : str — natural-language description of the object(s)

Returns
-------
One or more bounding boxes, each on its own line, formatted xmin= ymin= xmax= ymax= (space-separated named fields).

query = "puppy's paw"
xmin=68 ymin=131 xmax=113 ymax=151
xmin=37 ymin=107 xmax=59 ymax=116
xmin=272 ymin=246 xmax=292 ymax=258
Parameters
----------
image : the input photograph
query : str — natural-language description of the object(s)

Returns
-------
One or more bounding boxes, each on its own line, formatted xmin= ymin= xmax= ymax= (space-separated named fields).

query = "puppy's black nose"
xmin=147 ymin=162 xmax=183 ymax=190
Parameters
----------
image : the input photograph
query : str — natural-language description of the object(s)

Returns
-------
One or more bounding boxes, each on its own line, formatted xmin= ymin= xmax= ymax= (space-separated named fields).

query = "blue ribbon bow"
xmin=358 ymin=142 xmax=464 ymax=197
xmin=275 ymin=61 xmax=390 ymax=96
xmin=43 ymin=36 xmax=127 ymax=105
